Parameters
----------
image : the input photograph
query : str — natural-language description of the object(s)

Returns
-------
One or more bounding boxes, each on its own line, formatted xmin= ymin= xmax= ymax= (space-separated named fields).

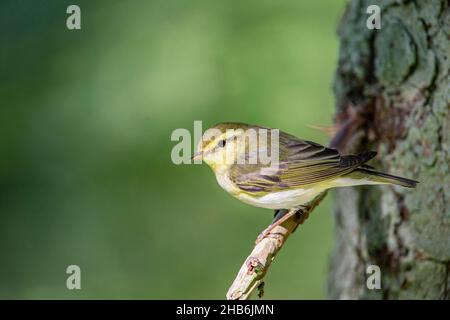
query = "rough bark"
xmin=328 ymin=0 xmax=450 ymax=299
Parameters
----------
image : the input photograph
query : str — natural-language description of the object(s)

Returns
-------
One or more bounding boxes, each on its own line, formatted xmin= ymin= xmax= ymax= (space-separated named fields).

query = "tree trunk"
xmin=327 ymin=0 xmax=450 ymax=299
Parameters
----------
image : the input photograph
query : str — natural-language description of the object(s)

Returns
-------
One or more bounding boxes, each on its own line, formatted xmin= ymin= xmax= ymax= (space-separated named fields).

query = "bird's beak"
xmin=191 ymin=151 xmax=203 ymax=161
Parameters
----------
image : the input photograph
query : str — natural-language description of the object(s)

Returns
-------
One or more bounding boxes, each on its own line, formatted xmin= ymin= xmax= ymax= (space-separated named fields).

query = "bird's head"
xmin=192 ymin=122 xmax=261 ymax=173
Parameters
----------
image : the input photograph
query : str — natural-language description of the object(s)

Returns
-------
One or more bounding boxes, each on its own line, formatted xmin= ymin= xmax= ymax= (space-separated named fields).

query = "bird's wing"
xmin=229 ymin=131 xmax=376 ymax=195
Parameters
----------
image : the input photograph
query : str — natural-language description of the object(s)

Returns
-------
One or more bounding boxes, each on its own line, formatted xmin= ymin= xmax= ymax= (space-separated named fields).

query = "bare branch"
xmin=226 ymin=192 xmax=327 ymax=300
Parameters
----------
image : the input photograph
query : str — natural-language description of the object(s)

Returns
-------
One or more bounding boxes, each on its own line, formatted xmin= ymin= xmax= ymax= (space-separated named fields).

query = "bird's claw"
xmin=255 ymin=226 xmax=271 ymax=244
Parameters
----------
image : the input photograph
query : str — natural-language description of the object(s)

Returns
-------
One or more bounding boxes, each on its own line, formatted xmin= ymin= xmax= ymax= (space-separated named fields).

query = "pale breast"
xmin=215 ymin=172 xmax=327 ymax=210
xmin=236 ymin=187 xmax=322 ymax=210
xmin=215 ymin=173 xmax=240 ymax=195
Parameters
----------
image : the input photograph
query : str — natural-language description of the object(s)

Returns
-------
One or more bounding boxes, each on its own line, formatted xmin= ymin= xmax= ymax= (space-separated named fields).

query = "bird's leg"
xmin=255 ymin=209 xmax=296 ymax=244
xmin=291 ymin=210 xmax=303 ymax=234
xmin=272 ymin=209 xmax=289 ymax=224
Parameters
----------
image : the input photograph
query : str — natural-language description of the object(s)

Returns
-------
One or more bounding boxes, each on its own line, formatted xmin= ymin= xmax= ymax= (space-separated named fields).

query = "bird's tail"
xmin=349 ymin=168 xmax=419 ymax=188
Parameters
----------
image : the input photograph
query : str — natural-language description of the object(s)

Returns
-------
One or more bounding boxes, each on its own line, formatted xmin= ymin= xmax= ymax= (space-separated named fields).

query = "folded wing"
xmin=229 ymin=131 xmax=376 ymax=195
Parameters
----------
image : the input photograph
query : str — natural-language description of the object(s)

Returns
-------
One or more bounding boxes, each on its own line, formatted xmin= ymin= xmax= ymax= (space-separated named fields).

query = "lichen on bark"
xmin=328 ymin=0 xmax=450 ymax=299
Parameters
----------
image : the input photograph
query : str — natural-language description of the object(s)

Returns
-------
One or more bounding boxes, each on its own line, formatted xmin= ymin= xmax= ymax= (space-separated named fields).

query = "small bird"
xmin=192 ymin=123 xmax=418 ymax=240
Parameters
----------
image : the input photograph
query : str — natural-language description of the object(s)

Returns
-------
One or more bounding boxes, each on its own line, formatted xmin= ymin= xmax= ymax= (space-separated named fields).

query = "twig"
xmin=226 ymin=191 xmax=328 ymax=300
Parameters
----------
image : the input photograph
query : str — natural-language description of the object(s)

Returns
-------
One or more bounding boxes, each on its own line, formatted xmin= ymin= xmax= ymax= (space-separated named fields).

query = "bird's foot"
xmin=255 ymin=226 xmax=273 ymax=244
xmin=255 ymin=209 xmax=296 ymax=244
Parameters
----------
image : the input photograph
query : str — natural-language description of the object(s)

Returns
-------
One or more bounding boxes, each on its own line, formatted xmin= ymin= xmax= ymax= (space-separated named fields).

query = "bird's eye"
xmin=218 ymin=139 xmax=226 ymax=148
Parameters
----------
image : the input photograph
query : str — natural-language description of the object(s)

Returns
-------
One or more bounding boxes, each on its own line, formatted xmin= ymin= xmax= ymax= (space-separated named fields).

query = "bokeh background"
xmin=0 ymin=0 xmax=345 ymax=299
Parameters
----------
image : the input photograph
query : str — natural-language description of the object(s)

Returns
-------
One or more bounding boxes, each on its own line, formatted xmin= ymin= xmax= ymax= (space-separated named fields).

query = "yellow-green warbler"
xmin=192 ymin=123 xmax=418 ymax=239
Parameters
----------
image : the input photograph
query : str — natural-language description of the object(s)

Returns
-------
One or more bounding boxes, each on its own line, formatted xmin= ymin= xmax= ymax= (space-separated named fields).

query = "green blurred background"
xmin=0 ymin=0 xmax=345 ymax=299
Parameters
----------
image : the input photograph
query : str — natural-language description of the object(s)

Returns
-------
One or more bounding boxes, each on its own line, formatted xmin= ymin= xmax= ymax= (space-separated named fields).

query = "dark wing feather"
xmin=229 ymin=130 xmax=376 ymax=195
